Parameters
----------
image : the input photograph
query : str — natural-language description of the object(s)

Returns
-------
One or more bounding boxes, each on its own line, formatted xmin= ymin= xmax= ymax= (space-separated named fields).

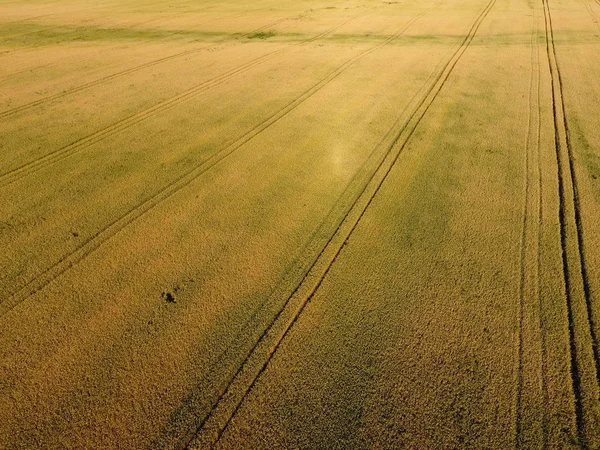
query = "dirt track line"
xmin=0 ymin=3 xmax=118 ymax=41
xmin=0 ymin=18 xmax=358 ymax=189
xmin=542 ymin=0 xmax=600 ymax=445
xmin=550 ymin=0 xmax=600 ymax=399
xmin=0 ymin=6 xmax=429 ymax=317
xmin=0 ymin=0 xmax=177 ymax=47
xmin=0 ymin=62 xmax=55 ymax=82
xmin=536 ymin=53 xmax=549 ymax=450
xmin=546 ymin=0 xmax=600 ymax=394
xmin=534 ymin=0 xmax=550 ymax=444
xmin=0 ymin=16 xmax=105 ymax=43
xmin=0 ymin=6 xmax=305 ymax=88
xmin=515 ymin=1 xmax=544 ymax=446
xmin=0 ymin=0 xmax=211 ymax=34
xmin=0 ymin=2 xmax=342 ymax=118
xmin=0 ymin=0 xmax=72 ymax=6
xmin=183 ymin=0 xmax=497 ymax=447
xmin=0 ymin=9 xmax=250 ymax=87
xmin=543 ymin=0 xmax=585 ymax=436
xmin=0 ymin=9 xmax=257 ymax=105
xmin=157 ymin=10 xmax=458 ymax=449
xmin=0 ymin=11 xmax=59 ymax=27
xmin=578 ymin=0 xmax=600 ymax=32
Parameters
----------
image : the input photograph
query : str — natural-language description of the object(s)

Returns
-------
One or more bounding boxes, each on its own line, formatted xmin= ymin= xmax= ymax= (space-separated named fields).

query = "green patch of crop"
xmin=0 ymin=22 xmax=244 ymax=47
xmin=392 ymin=137 xmax=456 ymax=251
xmin=247 ymin=31 xmax=276 ymax=40
xmin=322 ymin=32 xmax=462 ymax=46
xmin=569 ymin=114 xmax=600 ymax=200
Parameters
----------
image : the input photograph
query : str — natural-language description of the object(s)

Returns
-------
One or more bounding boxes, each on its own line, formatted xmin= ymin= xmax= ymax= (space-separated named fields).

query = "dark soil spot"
xmin=162 ymin=291 xmax=176 ymax=303
xmin=71 ymin=231 xmax=79 ymax=238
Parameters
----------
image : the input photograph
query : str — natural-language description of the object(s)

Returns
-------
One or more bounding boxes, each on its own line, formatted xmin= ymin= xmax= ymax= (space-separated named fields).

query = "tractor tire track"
xmin=515 ymin=0 xmax=544 ymax=446
xmin=0 ymin=16 xmax=357 ymax=188
xmin=0 ymin=3 xmax=119 ymax=41
xmin=0 ymin=9 xmax=247 ymax=84
xmin=0 ymin=0 xmax=211 ymax=39
xmin=0 ymin=2 xmax=353 ymax=118
xmin=0 ymin=0 xmax=178 ymax=48
xmin=0 ymin=62 xmax=55 ymax=82
xmin=158 ymin=8 xmax=458 ymax=447
xmin=0 ymin=9 xmax=304 ymax=86
xmin=0 ymin=10 xmax=268 ymax=111
xmin=542 ymin=0 xmax=600 ymax=444
xmin=0 ymin=4 xmax=434 ymax=317
xmin=0 ymin=11 xmax=60 ymax=29
xmin=183 ymin=0 xmax=498 ymax=447
xmin=534 ymin=2 xmax=550 ymax=445
xmin=578 ymin=0 xmax=600 ymax=33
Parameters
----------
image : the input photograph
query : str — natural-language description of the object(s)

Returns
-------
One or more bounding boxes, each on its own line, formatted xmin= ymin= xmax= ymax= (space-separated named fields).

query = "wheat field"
xmin=1 ymin=0 xmax=600 ymax=447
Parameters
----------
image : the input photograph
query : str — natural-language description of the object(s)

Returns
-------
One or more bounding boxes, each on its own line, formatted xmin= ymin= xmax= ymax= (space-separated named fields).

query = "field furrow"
xmin=0 ymin=0 xmax=324 ymax=116
xmin=514 ymin=0 xmax=545 ymax=446
xmin=188 ymin=0 xmax=500 ymax=446
xmin=542 ymin=0 xmax=600 ymax=443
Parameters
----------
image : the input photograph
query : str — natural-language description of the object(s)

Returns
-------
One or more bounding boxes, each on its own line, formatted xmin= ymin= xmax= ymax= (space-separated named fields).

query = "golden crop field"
xmin=1 ymin=0 xmax=599 ymax=447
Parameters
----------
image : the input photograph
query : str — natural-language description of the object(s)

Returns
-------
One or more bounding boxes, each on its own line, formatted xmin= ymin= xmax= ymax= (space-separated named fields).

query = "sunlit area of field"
xmin=1 ymin=0 xmax=600 ymax=447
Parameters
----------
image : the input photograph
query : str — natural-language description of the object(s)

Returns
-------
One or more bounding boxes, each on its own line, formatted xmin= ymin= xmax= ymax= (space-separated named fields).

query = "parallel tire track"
xmin=0 ymin=9 xmax=285 ymax=118
xmin=579 ymin=0 xmax=600 ymax=32
xmin=0 ymin=6 xmax=431 ymax=317
xmin=534 ymin=1 xmax=550 ymax=444
xmin=0 ymin=10 xmax=248 ymax=83
xmin=0 ymin=0 xmax=212 ymax=42
xmin=0 ymin=0 xmax=178 ymax=51
xmin=0 ymin=7 xmax=311 ymax=86
xmin=0 ymin=3 xmax=117 ymax=41
xmin=0 ymin=62 xmax=54 ymax=82
xmin=542 ymin=0 xmax=600 ymax=445
xmin=515 ymin=0 xmax=544 ymax=446
xmin=0 ymin=17 xmax=356 ymax=188
xmin=0 ymin=12 xmax=65 ymax=38
xmin=0 ymin=12 xmax=58 ymax=25
xmin=183 ymin=0 xmax=497 ymax=447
